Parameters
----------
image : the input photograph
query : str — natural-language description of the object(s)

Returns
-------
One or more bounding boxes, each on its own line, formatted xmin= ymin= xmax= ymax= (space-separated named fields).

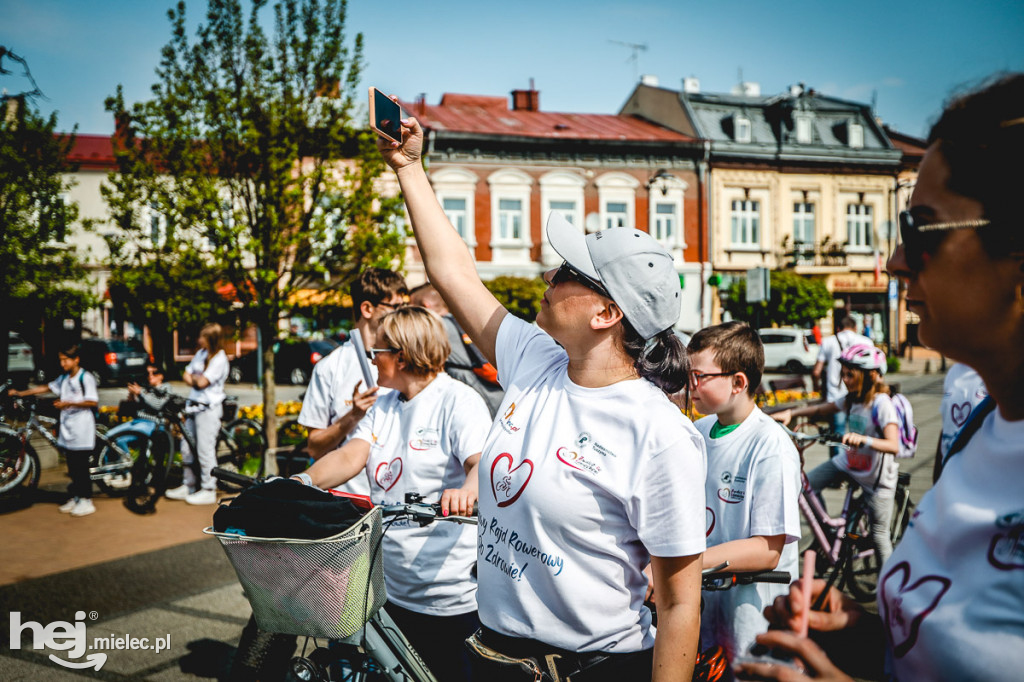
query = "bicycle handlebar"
xmin=774 ymin=420 xmax=849 ymax=451
xmin=701 ymin=570 xmax=793 ymax=591
xmin=210 ymin=467 xmax=479 ymax=525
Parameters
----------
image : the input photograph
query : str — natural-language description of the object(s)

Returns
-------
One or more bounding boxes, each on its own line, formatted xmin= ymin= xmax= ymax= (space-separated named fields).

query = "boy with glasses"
xmin=686 ymin=322 xmax=802 ymax=672
xmin=297 ymin=267 xmax=408 ymax=496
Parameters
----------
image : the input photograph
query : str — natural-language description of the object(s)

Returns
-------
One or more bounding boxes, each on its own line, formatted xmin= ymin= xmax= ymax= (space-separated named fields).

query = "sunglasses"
xmin=898 ymin=210 xmax=990 ymax=272
xmin=366 ymin=347 xmax=400 ymax=361
xmin=551 ymin=261 xmax=611 ymax=298
xmin=376 ymin=300 xmax=407 ymax=312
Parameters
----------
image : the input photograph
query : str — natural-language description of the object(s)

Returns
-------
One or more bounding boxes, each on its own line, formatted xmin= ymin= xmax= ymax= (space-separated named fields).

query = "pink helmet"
xmin=839 ymin=343 xmax=887 ymax=375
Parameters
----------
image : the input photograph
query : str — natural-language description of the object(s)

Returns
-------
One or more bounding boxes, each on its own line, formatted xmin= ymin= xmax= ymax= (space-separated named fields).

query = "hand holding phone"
xmin=368 ymin=87 xmax=403 ymax=144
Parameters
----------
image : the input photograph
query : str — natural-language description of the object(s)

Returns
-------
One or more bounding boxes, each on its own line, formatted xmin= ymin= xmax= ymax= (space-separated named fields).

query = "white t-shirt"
xmin=939 ymin=363 xmax=987 ymax=459
xmin=880 ymin=408 xmax=1024 ymax=682
xmin=476 ymin=315 xmax=707 ymax=653
xmin=298 ymin=340 xmax=391 ymax=496
xmin=48 ymin=370 xmax=98 ymax=450
xmin=817 ymin=331 xmax=873 ymax=402
xmin=186 ymin=349 xmax=229 ymax=409
xmin=351 ymin=373 xmax=488 ymax=616
xmin=830 ymin=393 xmax=899 ymax=494
xmin=696 ymin=408 xmax=802 ymax=662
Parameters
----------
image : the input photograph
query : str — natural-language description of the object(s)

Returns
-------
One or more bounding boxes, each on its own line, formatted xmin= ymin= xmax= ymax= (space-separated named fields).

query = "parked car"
xmin=7 ymin=332 xmax=36 ymax=388
xmin=79 ymin=337 xmax=151 ymax=386
xmin=758 ymin=328 xmax=818 ymax=373
xmin=228 ymin=338 xmax=339 ymax=385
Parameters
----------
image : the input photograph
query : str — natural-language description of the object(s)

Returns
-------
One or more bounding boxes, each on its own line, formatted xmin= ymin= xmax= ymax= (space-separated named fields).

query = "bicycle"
xmin=0 ymin=382 xmax=42 ymax=504
xmin=206 ymin=467 xmax=477 ymax=682
xmin=109 ymin=394 xmax=269 ymax=512
xmin=776 ymin=419 xmax=914 ymax=602
xmin=692 ymin=564 xmax=794 ymax=682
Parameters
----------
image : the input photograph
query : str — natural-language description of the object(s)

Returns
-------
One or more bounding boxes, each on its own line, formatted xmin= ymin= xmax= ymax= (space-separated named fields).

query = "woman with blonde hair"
xmin=295 ymin=306 xmax=491 ymax=682
xmin=167 ymin=322 xmax=229 ymax=505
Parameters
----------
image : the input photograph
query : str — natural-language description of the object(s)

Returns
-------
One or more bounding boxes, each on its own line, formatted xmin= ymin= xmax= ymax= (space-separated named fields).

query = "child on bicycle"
xmin=12 ymin=345 xmax=99 ymax=517
xmin=773 ymin=343 xmax=901 ymax=564
xmin=686 ymin=322 xmax=802 ymax=675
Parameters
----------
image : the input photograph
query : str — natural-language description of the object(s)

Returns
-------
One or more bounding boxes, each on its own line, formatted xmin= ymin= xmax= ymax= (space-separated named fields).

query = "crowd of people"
xmin=12 ymin=71 xmax=1021 ymax=680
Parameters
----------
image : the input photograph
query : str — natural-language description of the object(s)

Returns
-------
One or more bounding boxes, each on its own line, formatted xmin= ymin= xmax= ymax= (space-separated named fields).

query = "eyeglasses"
xmin=898 ymin=210 xmax=990 ymax=272
xmin=551 ymin=261 xmax=611 ymax=298
xmin=376 ymin=300 xmax=407 ymax=312
xmin=366 ymin=347 xmax=400 ymax=361
xmin=689 ymin=371 xmax=737 ymax=387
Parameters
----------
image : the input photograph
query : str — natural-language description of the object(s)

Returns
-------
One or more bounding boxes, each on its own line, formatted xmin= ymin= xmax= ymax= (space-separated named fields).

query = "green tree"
xmin=102 ymin=0 xmax=405 ymax=466
xmin=1 ymin=58 xmax=95 ymax=383
xmin=723 ymin=270 xmax=833 ymax=328
xmin=484 ymin=276 xmax=547 ymax=322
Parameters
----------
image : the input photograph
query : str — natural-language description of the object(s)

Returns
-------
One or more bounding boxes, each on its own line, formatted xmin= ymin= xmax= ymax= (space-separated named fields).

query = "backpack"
xmin=873 ymin=392 xmax=918 ymax=458
xmin=59 ymin=371 xmax=99 ymax=418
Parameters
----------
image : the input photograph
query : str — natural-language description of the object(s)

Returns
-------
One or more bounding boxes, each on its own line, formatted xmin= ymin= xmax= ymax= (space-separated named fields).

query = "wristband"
xmin=292 ymin=472 xmax=314 ymax=487
xmin=862 ymin=436 xmax=874 ymax=450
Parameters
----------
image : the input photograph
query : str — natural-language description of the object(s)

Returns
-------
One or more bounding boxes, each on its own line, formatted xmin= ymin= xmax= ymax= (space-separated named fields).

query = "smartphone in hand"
xmin=368 ymin=87 xmax=403 ymax=144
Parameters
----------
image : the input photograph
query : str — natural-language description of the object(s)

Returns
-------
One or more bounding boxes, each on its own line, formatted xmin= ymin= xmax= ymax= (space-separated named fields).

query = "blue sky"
xmin=3 ymin=0 xmax=1022 ymax=139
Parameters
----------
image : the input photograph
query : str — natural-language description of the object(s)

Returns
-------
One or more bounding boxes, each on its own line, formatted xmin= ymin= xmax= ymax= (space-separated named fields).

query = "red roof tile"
xmin=66 ymin=134 xmax=116 ymax=169
xmin=404 ymin=94 xmax=695 ymax=143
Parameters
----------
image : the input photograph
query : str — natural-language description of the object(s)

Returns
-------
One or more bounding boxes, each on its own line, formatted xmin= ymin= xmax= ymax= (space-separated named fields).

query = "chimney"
xmin=640 ymin=74 xmax=659 ymax=87
xmin=683 ymin=76 xmax=700 ymax=94
xmin=415 ymin=93 xmax=426 ymax=116
xmin=511 ymin=78 xmax=540 ymax=112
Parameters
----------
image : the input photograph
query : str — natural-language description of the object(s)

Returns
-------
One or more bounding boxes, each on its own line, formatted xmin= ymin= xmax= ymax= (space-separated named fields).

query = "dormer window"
xmin=734 ymin=115 xmax=751 ymax=143
xmin=795 ymin=115 xmax=813 ymax=144
xmin=848 ymin=121 xmax=864 ymax=148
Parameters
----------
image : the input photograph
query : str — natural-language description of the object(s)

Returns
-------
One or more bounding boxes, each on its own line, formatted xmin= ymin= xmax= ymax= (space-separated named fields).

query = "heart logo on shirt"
xmin=880 ymin=561 xmax=951 ymax=658
xmin=374 ymin=457 xmax=403 ymax=492
xmin=490 ymin=452 xmax=533 ymax=507
xmin=950 ymin=402 xmax=972 ymax=427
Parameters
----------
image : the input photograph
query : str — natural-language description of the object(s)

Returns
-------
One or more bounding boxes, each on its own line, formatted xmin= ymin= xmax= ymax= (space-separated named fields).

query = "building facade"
xmin=403 ymin=87 xmax=712 ymax=331
xmin=622 ymin=79 xmax=916 ymax=342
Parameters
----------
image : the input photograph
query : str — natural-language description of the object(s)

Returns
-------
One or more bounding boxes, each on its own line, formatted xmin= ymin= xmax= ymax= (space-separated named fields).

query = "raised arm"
xmin=379 ymin=116 xmax=507 ymax=364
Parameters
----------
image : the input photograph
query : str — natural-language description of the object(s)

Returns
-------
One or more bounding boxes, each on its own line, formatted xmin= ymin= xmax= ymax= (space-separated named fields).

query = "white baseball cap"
xmin=545 ymin=212 xmax=681 ymax=340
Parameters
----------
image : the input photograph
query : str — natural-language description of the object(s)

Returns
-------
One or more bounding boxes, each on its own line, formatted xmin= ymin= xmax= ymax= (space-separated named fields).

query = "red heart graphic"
xmin=705 ymin=507 xmax=716 ymax=537
xmin=374 ymin=457 xmax=403 ymax=492
xmin=950 ymin=402 xmax=972 ymax=427
xmin=880 ymin=561 xmax=951 ymax=658
xmin=490 ymin=452 xmax=533 ymax=508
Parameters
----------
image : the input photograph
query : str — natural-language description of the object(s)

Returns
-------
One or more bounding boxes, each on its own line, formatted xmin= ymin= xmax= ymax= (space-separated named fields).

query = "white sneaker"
xmin=59 ymin=498 xmax=80 ymax=513
xmin=70 ymin=499 xmax=96 ymax=517
xmin=185 ymin=488 xmax=218 ymax=505
xmin=165 ymin=484 xmax=193 ymax=500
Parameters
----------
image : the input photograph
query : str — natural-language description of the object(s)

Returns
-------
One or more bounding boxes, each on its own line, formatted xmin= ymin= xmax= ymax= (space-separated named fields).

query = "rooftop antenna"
xmin=609 ymin=40 xmax=648 ymax=81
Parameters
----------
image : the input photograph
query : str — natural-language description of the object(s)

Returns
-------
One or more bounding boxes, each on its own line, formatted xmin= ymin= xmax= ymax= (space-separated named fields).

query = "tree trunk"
xmin=260 ymin=320 xmax=279 ymax=475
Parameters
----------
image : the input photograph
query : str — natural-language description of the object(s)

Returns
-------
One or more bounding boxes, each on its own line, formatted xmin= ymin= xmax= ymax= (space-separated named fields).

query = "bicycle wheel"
xmin=844 ymin=505 xmax=882 ymax=602
xmin=0 ymin=436 xmax=40 ymax=506
xmin=123 ymin=429 xmax=175 ymax=514
xmin=217 ymin=418 xmax=267 ymax=479
xmin=94 ymin=430 xmax=141 ymax=495
xmin=227 ymin=615 xmax=297 ymax=682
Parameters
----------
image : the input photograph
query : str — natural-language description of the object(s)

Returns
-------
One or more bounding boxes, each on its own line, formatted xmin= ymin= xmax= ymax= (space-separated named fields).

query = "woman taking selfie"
xmin=736 ymin=73 xmax=1024 ymax=682
xmin=297 ymin=306 xmax=490 ymax=682
xmin=378 ymin=114 xmax=706 ymax=681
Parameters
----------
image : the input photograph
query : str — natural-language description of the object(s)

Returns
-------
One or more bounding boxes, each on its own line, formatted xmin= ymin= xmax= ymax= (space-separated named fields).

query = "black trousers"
xmin=63 ymin=447 xmax=93 ymax=500
xmin=385 ymin=601 xmax=479 ymax=682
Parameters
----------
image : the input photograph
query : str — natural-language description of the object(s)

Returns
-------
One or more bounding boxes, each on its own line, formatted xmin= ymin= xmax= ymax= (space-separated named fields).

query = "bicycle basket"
xmin=204 ymin=506 xmax=386 ymax=639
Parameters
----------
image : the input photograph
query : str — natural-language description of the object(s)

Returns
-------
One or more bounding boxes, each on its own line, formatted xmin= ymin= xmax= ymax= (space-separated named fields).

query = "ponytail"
xmin=621 ymin=320 xmax=690 ymax=394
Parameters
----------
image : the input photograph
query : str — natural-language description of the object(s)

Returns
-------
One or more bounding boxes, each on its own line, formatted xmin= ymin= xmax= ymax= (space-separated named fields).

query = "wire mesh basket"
xmin=205 ymin=506 xmax=386 ymax=638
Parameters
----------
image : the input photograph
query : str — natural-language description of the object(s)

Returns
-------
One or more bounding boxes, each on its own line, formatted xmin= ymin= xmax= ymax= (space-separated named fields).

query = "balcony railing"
xmin=777 ymin=242 xmax=848 ymax=268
